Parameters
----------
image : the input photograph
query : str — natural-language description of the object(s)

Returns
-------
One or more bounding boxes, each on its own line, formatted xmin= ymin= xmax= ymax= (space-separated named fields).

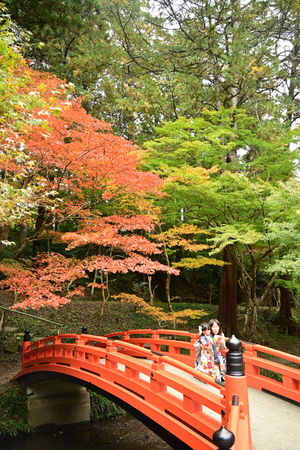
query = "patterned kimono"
xmin=213 ymin=333 xmax=226 ymax=382
xmin=194 ymin=335 xmax=215 ymax=377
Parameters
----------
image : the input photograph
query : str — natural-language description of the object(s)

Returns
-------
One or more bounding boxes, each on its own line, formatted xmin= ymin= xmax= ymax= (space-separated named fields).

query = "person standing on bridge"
xmin=208 ymin=319 xmax=226 ymax=383
xmin=194 ymin=322 xmax=215 ymax=377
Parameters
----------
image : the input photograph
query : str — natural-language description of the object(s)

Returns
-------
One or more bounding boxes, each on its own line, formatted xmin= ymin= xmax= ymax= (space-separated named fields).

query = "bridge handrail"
xmin=243 ymin=341 xmax=300 ymax=365
xmin=104 ymin=329 xmax=220 ymax=368
xmin=105 ymin=329 xmax=198 ymax=339
xmin=106 ymin=329 xmax=300 ymax=405
xmin=30 ymin=332 xmax=221 ymax=389
xmin=241 ymin=341 xmax=300 ymax=405
xmin=105 ymin=329 xmax=300 ymax=367
xmin=27 ymin=333 xmax=79 ymax=349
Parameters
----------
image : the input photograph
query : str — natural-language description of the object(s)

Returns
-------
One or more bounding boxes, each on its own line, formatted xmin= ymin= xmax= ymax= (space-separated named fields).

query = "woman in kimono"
xmin=208 ymin=319 xmax=226 ymax=382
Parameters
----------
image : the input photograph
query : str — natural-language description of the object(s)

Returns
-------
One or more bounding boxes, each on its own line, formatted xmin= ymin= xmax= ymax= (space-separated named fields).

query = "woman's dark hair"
xmin=208 ymin=319 xmax=223 ymax=336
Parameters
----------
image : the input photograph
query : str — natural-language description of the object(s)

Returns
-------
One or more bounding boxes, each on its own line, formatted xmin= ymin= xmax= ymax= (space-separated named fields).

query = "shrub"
xmin=89 ymin=391 xmax=126 ymax=421
xmin=0 ymin=386 xmax=32 ymax=437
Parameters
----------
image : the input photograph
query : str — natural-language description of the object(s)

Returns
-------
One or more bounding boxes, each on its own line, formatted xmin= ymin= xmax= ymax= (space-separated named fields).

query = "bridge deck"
xmin=137 ymin=359 xmax=300 ymax=450
xmin=173 ymin=365 xmax=300 ymax=450
xmin=248 ymin=387 xmax=300 ymax=450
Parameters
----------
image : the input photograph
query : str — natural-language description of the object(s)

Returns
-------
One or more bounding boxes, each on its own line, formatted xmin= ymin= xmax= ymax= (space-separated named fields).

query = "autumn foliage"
xmin=114 ymin=293 xmax=205 ymax=329
xmin=0 ymin=43 xmax=180 ymax=311
xmin=0 ymin=254 xmax=86 ymax=309
xmin=0 ymin=25 xmax=224 ymax=318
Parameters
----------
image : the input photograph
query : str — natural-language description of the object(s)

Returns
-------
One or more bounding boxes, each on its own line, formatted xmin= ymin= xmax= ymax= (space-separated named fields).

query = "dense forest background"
xmin=2 ymin=0 xmax=300 ymax=340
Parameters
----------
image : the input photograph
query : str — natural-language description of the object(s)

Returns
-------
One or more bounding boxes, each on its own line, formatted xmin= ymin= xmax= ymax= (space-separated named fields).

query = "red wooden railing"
xmin=105 ymin=328 xmax=300 ymax=448
xmin=243 ymin=341 xmax=300 ymax=403
xmin=106 ymin=329 xmax=300 ymax=405
xmin=13 ymin=330 xmax=253 ymax=450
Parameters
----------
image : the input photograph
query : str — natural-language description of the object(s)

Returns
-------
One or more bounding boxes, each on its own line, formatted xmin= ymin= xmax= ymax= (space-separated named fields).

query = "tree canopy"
xmin=2 ymin=1 xmax=300 ymax=338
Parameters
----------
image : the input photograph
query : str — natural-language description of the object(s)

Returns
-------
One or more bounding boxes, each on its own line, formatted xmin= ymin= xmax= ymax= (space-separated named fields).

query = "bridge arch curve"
xmin=18 ymin=369 xmax=192 ymax=450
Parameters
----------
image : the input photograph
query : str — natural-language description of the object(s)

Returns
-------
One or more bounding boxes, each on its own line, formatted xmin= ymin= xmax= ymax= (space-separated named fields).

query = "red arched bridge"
xmin=13 ymin=329 xmax=300 ymax=450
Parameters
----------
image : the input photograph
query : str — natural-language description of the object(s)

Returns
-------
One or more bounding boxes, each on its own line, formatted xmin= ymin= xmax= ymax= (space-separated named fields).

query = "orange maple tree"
xmin=1 ymin=56 xmax=180 ymax=316
xmin=8 ymin=92 xmax=163 ymax=256
xmin=0 ymin=39 xmax=69 ymax=245
xmin=63 ymin=214 xmax=181 ymax=325
xmin=0 ymin=216 xmax=180 ymax=321
xmin=0 ymin=253 xmax=86 ymax=309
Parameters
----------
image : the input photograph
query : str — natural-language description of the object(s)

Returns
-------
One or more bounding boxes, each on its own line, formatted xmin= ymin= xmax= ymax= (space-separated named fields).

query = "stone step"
xmin=3 ymin=326 xmax=18 ymax=334
xmin=32 ymin=337 xmax=47 ymax=342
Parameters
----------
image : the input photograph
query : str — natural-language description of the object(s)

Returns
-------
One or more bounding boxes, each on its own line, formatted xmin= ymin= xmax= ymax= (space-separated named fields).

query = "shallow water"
xmin=1 ymin=415 xmax=172 ymax=450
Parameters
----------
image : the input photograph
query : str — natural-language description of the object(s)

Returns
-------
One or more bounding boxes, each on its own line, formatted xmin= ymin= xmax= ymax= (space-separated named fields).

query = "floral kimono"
xmin=213 ymin=333 xmax=226 ymax=382
xmin=194 ymin=335 xmax=215 ymax=377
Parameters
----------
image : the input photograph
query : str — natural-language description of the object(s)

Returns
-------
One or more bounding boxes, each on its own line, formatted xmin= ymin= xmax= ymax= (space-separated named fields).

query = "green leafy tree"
xmin=144 ymin=107 xmax=300 ymax=337
xmin=4 ymin=0 xmax=109 ymax=86
xmin=145 ymin=108 xmax=296 ymax=181
xmin=150 ymin=223 xmax=225 ymax=311
xmin=193 ymin=173 xmax=300 ymax=339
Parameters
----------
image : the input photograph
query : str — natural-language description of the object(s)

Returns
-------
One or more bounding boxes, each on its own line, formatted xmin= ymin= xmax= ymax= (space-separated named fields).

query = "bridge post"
xmin=22 ymin=330 xmax=31 ymax=364
xmin=225 ymin=335 xmax=252 ymax=450
xmin=213 ymin=425 xmax=235 ymax=450
xmin=151 ymin=331 xmax=160 ymax=352
xmin=24 ymin=329 xmax=30 ymax=342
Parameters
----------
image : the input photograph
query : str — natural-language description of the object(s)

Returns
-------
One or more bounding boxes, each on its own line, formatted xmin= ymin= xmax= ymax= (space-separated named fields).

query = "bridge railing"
xmin=19 ymin=330 xmax=251 ymax=449
xmin=104 ymin=329 xmax=300 ymax=405
xmin=104 ymin=329 xmax=199 ymax=366
xmin=243 ymin=341 xmax=300 ymax=404
xmin=22 ymin=331 xmax=218 ymax=390
xmin=104 ymin=330 xmax=251 ymax=449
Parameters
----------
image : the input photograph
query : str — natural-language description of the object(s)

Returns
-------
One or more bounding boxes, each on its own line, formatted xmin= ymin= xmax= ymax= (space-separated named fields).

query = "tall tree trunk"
xmin=0 ymin=311 xmax=6 ymax=333
xmin=165 ymin=273 xmax=174 ymax=313
xmin=218 ymin=245 xmax=237 ymax=336
xmin=148 ymin=275 xmax=154 ymax=306
xmin=0 ymin=223 xmax=10 ymax=253
xmin=33 ymin=205 xmax=46 ymax=254
xmin=218 ymin=5 xmax=240 ymax=334
xmin=157 ymin=224 xmax=174 ymax=313
xmin=19 ymin=222 xmax=28 ymax=244
xmin=244 ymin=302 xmax=259 ymax=340
xmin=99 ymin=272 xmax=110 ymax=327
xmin=91 ymin=269 xmax=98 ymax=296
xmin=36 ymin=205 xmax=45 ymax=231
xmin=287 ymin=42 xmax=299 ymax=127
xmin=280 ymin=275 xmax=292 ymax=320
